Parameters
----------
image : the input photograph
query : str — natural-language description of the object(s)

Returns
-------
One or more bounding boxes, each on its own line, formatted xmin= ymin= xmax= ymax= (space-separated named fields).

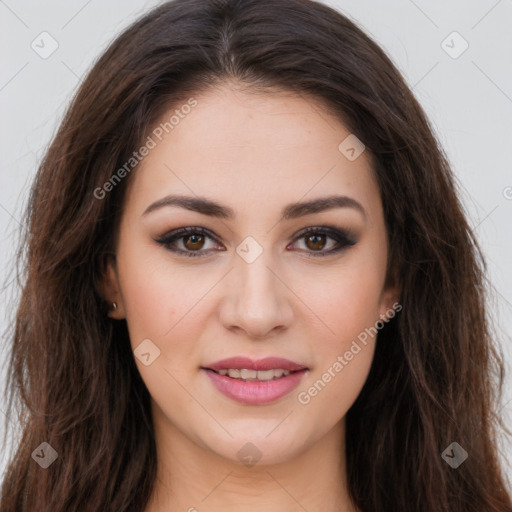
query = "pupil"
xmin=307 ymin=234 xmax=325 ymax=250
xmin=186 ymin=234 xmax=203 ymax=249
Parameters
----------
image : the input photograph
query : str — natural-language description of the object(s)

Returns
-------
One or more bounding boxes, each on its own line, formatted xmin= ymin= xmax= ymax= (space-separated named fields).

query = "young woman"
xmin=1 ymin=0 xmax=511 ymax=510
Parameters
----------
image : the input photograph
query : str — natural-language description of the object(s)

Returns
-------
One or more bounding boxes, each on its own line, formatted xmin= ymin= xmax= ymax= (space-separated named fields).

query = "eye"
xmin=155 ymin=227 xmax=221 ymax=257
xmin=288 ymin=226 xmax=357 ymax=257
xmin=155 ymin=225 xmax=357 ymax=258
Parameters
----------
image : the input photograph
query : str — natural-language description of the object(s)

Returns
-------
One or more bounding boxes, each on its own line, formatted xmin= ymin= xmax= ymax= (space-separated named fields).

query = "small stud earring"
xmin=112 ymin=301 xmax=117 ymax=310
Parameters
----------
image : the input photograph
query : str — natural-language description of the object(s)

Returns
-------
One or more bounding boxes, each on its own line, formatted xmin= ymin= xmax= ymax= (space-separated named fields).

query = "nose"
xmin=218 ymin=249 xmax=294 ymax=340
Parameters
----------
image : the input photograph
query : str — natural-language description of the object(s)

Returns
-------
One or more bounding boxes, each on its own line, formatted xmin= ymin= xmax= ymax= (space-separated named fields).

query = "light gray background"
xmin=1 ymin=0 xmax=511 ymax=487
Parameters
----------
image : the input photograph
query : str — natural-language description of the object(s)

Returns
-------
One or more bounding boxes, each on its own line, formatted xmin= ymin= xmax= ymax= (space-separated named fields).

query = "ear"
xmin=97 ymin=254 xmax=126 ymax=320
xmin=378 ymin=283 xmax=402 ymax=322
xmin=378 ymin=265 xmax=402 ymax=322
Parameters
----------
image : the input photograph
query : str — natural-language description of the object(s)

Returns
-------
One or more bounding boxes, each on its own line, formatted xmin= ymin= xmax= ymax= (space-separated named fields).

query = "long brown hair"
xmin=1 ymin=0 xmax=511 ymax=510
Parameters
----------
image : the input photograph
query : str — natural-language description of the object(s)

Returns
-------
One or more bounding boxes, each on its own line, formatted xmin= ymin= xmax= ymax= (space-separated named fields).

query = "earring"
xmin=112 ymin=301 xmax=117 ymax=310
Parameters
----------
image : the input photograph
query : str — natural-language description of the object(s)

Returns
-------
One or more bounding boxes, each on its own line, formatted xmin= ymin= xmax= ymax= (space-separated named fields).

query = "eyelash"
xmin=155 ymin=225 xmax=357 ymax=258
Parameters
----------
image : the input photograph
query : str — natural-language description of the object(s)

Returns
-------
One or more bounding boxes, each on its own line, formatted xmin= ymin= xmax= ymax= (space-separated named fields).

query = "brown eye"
xmin=157 ymin=225 xmax=356 ymax=259
xmin=183 ymin=233 xmax=206 ymax=251
xmin=290 ymin=226 xmax=357 ymax=257
xmin=155 ymin=227 xmax=220 ymax=258
xmin=304 ymin=233 xmax=327 ymax=251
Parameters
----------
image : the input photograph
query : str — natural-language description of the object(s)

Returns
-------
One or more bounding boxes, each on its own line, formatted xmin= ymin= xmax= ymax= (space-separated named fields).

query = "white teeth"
xmin=217 ymin=368 xmax=292 ymax=380
xmin=256 ymin=369 xmax=276 ymax=380
xmin=239 ymin=369 xmax=257 ymax=379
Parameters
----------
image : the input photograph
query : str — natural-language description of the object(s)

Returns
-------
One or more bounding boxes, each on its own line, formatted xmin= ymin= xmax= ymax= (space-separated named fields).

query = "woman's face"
xmin=104 ymin=83 xmax=399 ymax=465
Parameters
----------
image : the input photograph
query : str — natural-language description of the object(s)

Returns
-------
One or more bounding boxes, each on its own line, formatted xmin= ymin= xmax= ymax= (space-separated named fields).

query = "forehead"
xmin=124 ymin=84 xmax=381 ymax=223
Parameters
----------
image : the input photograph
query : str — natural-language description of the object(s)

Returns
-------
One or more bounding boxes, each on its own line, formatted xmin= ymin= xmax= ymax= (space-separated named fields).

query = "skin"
xmin=101 ymin=81 xmax=400 ymax=512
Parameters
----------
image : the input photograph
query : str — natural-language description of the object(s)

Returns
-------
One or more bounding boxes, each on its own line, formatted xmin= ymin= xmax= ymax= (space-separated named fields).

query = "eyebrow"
xmin=142 ymin=194 xmax=366 ymax=221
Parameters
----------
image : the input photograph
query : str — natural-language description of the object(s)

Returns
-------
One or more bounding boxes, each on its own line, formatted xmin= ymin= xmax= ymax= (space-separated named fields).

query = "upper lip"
xmin=203 ymin=356 xmax=308 ymax=372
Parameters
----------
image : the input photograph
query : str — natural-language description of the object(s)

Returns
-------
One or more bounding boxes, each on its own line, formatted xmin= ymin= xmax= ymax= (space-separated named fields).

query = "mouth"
xmin=205 ymin=367 xmax=303 ymax=381
xmin=200 ymin=356 xmax=309 ymax=405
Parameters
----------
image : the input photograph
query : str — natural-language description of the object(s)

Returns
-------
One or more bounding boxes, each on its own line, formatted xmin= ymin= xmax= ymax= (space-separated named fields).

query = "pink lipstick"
xmin=201 ymin=356 xmax=308 ymax=405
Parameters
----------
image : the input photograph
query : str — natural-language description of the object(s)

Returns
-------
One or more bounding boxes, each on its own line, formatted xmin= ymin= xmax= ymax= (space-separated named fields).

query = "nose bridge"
xmin=220 ymin=235 xmax=293 ymax=337
xmin=235 ymin=236 xmax=280 ymax=310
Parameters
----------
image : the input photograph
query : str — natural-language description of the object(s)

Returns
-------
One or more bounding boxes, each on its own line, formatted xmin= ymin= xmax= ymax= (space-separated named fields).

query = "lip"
xmin=201 ymin=356 xmax=309 ymax=405
xmin=203 ymin=356 xmax=307 ymax=372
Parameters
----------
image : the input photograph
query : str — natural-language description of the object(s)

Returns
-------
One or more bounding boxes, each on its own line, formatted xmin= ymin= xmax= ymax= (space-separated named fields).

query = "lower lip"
xmin=202 ymin=369 xmax=308 ymax=405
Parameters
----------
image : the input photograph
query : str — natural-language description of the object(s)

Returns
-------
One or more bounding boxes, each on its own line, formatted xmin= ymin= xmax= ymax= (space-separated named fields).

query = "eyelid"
xmin=155 ymin=226 xmax=221 ymax=254
xmin=292 ymin=225 xmax=357 ymax=244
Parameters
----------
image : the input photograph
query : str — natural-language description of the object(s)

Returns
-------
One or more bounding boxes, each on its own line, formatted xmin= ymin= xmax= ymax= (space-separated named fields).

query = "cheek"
xmin=121 ymin=262 xmax=177 ymax=337
xmin=116 ymin=238 xmax=197 ymax=367
xmin=295 ymin=273 xmax=379 ymax=419
xmin=298 ymin=255 xmax=386 ymax=349
xmin=116 ymin=248 xmax=205 ymax=412
xmin=318 ymin=281 xmax=379 ymax=374
xmin=292 ymin=252 xmax=385 ymax=412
